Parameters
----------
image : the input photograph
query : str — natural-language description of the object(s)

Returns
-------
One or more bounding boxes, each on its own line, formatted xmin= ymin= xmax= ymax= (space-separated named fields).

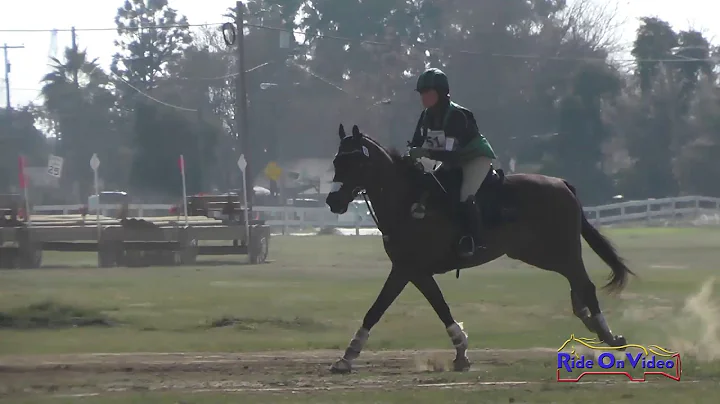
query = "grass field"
xmin=1 ymin=227 xmax=719 ymax=402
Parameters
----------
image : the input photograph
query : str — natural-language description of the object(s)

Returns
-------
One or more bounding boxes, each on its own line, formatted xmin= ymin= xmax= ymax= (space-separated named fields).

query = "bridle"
xmin=333 ymin=145 xmax=383 ymax=234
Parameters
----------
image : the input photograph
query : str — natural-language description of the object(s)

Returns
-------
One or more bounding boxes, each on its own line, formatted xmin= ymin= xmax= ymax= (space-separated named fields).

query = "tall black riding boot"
xmin=457 ymin=197 xmax=484 ymax=258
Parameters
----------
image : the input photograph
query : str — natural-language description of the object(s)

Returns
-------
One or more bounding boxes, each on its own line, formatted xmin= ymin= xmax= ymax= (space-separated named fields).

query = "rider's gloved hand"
xmin=408 ymin=147 xmax=430 ymax=160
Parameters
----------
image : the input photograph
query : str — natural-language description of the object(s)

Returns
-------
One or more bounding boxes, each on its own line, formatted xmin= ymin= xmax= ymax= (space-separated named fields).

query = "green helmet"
xmin=416 ymin=68 xmax=449 ymax=95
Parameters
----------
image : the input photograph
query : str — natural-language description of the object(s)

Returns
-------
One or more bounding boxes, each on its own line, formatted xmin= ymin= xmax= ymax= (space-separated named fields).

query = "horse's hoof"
xmin=453 ymin=356 xmax=471 ymax=372
xmin=607 ymin=335 xmax=628 ymax=350
xmin=329 ymin=358 xmax=352 ymax=374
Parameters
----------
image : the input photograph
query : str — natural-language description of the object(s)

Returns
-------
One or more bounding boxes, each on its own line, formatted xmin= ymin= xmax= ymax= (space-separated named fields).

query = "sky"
xmin=1 ymin=0 xmax=717 ymax=108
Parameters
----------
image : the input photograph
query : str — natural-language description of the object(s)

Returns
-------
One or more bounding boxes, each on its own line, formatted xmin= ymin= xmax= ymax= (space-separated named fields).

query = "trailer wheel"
xmin=249 ymin=232 xmax=269 ymax=264
xmin=18 ymin=244 xmax=42 ymax=269
xmin=98 ymin=247 xmax=116 ymax=268
xmin=0 ymin=248 xmax=18 ymax=269
xmin=179 ymin=239 xmax=198 ymax=266
xmin=100 ymin=241 xmax=125 ymax=268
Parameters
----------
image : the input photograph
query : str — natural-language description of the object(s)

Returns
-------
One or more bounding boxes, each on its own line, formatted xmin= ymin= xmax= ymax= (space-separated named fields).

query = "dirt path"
xmin=0 ymin=348 xmax=557 ymax=371
xmin=0 ymin=349 xmax=560 ymax=397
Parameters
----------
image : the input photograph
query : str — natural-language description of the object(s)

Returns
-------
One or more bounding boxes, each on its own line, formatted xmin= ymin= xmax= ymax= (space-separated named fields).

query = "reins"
xmin=361 ymin=191 xmax=381 ymax=233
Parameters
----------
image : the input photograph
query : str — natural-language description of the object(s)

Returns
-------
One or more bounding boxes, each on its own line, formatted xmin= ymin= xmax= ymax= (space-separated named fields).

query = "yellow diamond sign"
xmin=264 ymin=161 xmax=282 ymax=181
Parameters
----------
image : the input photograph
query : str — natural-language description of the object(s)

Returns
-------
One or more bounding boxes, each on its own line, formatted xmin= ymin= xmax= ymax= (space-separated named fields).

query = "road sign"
xmin=90 ymin=153 xmax=100 ymax=171
xmin=264 ymin=161 xmax=282 ymax=181
xmin=47 ymin=154 xmax=64 ymax=178
xmin=237 ymin=154 xmax=247 ymax=172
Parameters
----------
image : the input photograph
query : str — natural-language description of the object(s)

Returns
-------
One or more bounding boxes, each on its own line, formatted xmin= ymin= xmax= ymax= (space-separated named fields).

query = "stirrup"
xmin=410 ymin=202 xmax=426 ymax=219
xmin=458 ymin=235 xmax=475 ymax=257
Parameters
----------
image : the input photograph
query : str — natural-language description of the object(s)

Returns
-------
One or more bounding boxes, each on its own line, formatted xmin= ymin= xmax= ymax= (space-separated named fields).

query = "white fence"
xmin=28 ymin=195 xmax=720 ymax=231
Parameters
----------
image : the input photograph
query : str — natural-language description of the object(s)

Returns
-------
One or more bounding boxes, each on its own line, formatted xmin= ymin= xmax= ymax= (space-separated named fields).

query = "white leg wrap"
xmin=446 ymin=321 xmax=468 ymax=351
xmin=343 ymin=327 xmax=370 ymax=361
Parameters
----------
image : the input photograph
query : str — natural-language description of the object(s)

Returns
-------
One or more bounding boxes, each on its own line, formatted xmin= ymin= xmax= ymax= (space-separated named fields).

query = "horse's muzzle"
xmin=326 ymin=192 xmax=349 ymax=214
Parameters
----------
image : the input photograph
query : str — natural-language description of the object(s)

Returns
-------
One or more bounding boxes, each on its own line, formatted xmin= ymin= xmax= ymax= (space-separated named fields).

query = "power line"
xmin=112 ymin=73 xmax=197 ymax=112
xmin=0 ymin=22 xmax=223 ymax=33
xmin=3 ymin=88 xmax=43 ymax=91
xmin=5 ymin=61 xmax=275 ymax=93
xmin=248 ymin=22 xmax=719 ymax=64
xmin=2 ymin=21 xmax=717 ymax=66
xmin=288 ymin=61 xmax=349 ymax=95
xmin=175 ymin=61 xmax=271 ymax=81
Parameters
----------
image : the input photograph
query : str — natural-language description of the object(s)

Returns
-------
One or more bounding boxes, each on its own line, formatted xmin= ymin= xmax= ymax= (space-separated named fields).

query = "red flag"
xmin=178 ymin=155 xmax=185 ymax=172
xmin=18 ymin=155 xmax=27 ymax=189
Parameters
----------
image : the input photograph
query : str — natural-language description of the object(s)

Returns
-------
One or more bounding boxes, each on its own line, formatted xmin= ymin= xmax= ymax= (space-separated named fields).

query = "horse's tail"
xmin=564 ymin=181 xmax=635 ymax=293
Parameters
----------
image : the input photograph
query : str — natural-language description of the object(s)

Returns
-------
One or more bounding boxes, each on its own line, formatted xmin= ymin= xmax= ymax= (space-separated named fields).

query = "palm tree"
xmin=40 ymin=46 xmax=116 ymax=198
xmin=41 ymin=47 xmax=110 ymax=122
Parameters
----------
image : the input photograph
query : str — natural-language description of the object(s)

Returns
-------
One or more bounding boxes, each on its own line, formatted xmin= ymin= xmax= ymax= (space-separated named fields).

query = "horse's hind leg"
xmin=570 ymin=290 xmax=596 ymax=333
xmin=566 ymin=261 xmax=627 ymax=348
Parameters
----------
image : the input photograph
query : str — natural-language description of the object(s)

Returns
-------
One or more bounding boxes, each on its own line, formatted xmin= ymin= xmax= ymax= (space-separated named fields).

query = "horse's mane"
xmin=360 ymin=133 xmax=412 ymax=169
xmin=387 ymin=148 xmax=405 ymax=165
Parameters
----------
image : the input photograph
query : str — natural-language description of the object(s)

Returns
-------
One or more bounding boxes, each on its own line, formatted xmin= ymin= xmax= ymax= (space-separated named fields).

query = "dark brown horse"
xmin=325 ymin=124 xmax=634 ymax=374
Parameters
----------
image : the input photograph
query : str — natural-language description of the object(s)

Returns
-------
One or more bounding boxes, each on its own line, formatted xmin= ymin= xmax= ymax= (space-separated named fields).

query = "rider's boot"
xmin=458 ymin=197 xmax=484 ymax=258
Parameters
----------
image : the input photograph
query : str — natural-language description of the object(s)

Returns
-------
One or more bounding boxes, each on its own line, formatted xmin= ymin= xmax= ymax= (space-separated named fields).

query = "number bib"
xmin=422 ymin=130 xmax=446 ymax=150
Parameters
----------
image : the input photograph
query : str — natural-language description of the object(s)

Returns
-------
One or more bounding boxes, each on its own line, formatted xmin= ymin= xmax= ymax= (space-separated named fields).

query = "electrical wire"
xmin=111 ymin=73 xmax=197 ymax=112
xmin=1 ymin=22 xmax=717 ymax=64
xmin=4 ymin=18 xmax=717 ymax=111
xmin=0 ymin=23 xmax=223 ymax=33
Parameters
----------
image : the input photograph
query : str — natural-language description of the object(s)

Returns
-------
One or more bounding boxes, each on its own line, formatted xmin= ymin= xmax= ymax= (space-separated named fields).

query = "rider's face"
xmin=420 ymin=89 xmax=438 ymax=108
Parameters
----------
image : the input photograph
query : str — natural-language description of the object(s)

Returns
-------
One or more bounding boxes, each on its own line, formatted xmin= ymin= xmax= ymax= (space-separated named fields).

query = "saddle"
xmin=474 ymin=167 xmax=512 ymax=227
xmin=415 ymin=165 xmax=514 ymax=228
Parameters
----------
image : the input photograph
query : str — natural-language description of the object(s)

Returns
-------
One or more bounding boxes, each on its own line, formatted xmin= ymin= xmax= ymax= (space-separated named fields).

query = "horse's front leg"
xmin=330 ymin=267 xmax=409 ymax=374
xmin=410 ymin=273 xmax=471 ymax=371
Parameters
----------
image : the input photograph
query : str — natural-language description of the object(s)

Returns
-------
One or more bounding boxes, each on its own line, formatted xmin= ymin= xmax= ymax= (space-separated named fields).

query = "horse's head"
xmin=326 ymin=124 xmax=387 ymax=214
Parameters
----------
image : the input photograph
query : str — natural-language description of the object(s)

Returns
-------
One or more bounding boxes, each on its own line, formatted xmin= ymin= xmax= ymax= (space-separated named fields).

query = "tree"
xmin=612 ymin=70 xmax=684 ymax=199
xmin=674 ymin=30 xmax=714 ymax=113
xmin=129 ymin=101 xmax=221 ymax=197
xmin=111 ymin=0 xmax=193 ymax=109
xmin=0 ymin=107 xmax=48 ymax=192
xmin=631 ymin=17 xmax=678 ymax=95
xmin=40 ymin=46 xmax=118 ymax=197
xmin=229 ymin=0 xmax=306 ymax=176
xmin=298 ymin=0 xmax=427 ymax=148
xmin=617 ymin=19 xmax=718 ymax=198
xmin=674 ymin=79 xmax=720 ymax=196
xmin=544 ymin=62 xmax=621 ymax=203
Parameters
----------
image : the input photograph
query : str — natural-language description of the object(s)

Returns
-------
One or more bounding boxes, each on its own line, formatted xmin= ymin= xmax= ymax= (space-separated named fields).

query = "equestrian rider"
xmin=406 ymin=68 xmax=497 ymax=257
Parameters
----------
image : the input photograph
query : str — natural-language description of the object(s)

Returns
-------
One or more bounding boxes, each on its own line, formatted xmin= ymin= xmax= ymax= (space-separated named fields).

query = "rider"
xmin=407 ymin=68 xmax=497 ymax=257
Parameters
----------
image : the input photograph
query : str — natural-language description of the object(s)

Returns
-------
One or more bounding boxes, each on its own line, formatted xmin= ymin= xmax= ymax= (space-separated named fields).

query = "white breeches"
xmin=460 ymin=156 xmax=492 ymax=201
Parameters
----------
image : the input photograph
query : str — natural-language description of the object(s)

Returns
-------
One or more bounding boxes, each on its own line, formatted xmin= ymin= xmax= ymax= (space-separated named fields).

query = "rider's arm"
xmin=426 ymin=110 xmax=472 ymax=162
xmin=408 ymin=112 xmax=425 ymax=148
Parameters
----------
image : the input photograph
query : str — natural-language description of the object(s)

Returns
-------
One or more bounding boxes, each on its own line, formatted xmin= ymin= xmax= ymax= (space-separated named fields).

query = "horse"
xmin=324 ymin=124 xmax=635 ymax=374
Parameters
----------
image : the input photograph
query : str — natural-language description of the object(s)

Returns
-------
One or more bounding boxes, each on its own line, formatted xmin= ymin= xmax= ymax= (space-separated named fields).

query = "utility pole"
xmin=71 ymin=27 xmax=79 ymax=87
xmin=234 ymin=1 xmax=252 ymax=208
xmin=3 ymin=43 xmax=25 ymax=113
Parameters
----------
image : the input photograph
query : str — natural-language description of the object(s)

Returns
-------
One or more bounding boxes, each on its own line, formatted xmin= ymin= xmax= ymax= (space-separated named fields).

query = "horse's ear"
xmin=338 ymin=124 xmax=345 ymax=140
xmin=352 ymin=125 xmax=361 ymax=139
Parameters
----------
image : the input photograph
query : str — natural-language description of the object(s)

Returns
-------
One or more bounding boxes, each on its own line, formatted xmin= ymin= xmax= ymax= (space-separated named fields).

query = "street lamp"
xmin=365 ymin=98 xmax=392 ymax=111
xmin=260 ymin=82 xmax=279 ymax=90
